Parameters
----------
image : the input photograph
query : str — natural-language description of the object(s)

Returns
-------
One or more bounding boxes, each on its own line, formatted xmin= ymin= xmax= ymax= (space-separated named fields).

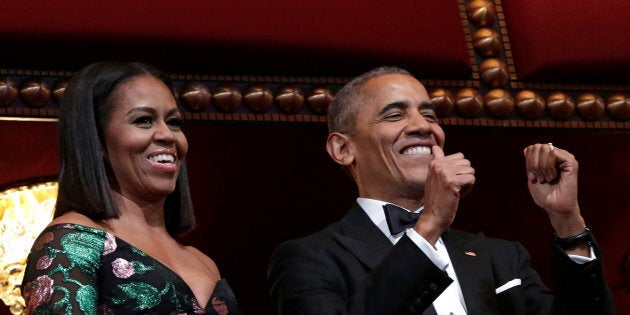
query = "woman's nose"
xmin=154 ymin=122 xmax=176 ymax=143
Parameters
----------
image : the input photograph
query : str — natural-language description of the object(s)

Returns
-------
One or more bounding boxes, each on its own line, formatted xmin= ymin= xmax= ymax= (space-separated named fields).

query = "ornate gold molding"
xmin=453 ymin=0 xmax=630 ymax=126
xmin=1 ymin=0 xmax=629 ymax=128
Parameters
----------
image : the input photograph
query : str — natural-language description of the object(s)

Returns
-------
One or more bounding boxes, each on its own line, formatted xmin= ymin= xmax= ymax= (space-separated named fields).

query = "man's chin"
xmin=400 ymin=180 xmax=426 ymax=195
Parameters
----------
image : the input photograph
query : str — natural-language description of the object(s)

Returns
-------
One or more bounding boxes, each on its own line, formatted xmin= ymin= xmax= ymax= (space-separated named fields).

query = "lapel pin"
xmin=465 ymin=251 xmax=477 ymax=257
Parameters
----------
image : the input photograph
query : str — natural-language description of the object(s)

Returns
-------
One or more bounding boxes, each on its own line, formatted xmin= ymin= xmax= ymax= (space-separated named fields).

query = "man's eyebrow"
xmin=377 ymin=101 xmax=406 ymax=116
xmin=419 ymin=101 xmax=435 ymax=111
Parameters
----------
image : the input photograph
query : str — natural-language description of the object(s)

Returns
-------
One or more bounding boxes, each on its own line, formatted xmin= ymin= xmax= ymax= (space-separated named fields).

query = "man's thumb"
xmin=432 ymin=145 xmax=445 ymax=159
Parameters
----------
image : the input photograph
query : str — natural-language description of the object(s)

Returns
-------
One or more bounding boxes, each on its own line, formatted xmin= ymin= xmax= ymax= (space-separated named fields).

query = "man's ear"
xmin=326 ymin=132 xmax=354 ymax=166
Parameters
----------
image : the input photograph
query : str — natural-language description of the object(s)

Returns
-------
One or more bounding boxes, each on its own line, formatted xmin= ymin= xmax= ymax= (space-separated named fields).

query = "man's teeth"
xmin=149 ymin=154 xmax=175 ymax=163
xmin=402 ymin=146 xmax=431 ymax=155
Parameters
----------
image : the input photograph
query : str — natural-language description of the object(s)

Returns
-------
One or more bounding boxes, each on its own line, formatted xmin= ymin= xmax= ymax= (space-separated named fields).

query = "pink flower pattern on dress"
xmin=103 ymin=232 xmax=117 ymax=255
xmin=23 ymin=275 xmax=54 ymax=311
xmin=111 ymin=258 xmax=135 ymax=278
xmin=33 ymin=232 xmax=54 ymax=251
xmin=36 ymin=255 xmax=53 ymax=270
xmin=211 ymin=297 xmax=229 ymax=315
xmin=192 ymin=297 xmax=205 ymax=314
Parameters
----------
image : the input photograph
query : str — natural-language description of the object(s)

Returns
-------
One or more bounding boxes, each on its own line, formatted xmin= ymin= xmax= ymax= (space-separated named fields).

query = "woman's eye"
xmin=167 ymin=118 xmax=183 ymax=129
xmin=132 ymin=116 xmax=153 ymax=126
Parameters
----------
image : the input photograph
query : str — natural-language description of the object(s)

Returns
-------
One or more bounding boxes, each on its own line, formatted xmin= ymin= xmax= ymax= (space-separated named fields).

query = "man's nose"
xmin=405 ymin=112 xmax=431 ymax=134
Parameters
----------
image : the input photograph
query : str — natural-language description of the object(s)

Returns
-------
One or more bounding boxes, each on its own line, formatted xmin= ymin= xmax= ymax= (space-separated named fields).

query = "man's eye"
xmin=383 ymin=112 xmax=404 ymax=120
xmin=422 ymin=112 xmax=437 ymax=122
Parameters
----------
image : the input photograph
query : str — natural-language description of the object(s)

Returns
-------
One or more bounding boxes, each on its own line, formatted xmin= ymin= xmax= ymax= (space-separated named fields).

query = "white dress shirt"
xmin=357 ymin=198 xmax=467 ymax=315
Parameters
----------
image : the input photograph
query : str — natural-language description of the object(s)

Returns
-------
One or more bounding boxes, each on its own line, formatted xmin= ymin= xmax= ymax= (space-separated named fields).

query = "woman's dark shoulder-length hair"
xmin=55 ymin=61 xmax=195 ymax=237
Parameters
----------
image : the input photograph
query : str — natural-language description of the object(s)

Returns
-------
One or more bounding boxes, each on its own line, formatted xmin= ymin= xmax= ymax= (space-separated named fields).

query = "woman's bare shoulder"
xmin=48 ymin=211 xmax=103 ymax=230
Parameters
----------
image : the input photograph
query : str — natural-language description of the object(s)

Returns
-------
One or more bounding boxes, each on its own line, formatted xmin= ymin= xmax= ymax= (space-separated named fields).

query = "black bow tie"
xmin=383 ymin=203 xmax=421 ymax=235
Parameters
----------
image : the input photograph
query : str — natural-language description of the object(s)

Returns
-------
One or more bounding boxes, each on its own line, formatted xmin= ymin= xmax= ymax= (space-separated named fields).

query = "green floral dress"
xmin=22 ymin=224 xmax=240 ymax=314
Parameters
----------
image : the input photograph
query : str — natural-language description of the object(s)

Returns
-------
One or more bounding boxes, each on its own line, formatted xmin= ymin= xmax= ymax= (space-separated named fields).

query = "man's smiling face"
xmin=346 ymin=73 xmax=445 ymax=201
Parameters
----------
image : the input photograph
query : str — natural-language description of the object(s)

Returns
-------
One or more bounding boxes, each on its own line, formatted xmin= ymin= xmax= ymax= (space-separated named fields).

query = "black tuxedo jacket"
xmin=268 ymin=204 xmax=614 ymax=315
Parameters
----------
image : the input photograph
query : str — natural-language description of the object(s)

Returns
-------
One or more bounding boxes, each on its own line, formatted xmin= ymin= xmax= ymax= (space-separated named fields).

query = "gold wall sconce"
xmin=0 ymin=179 xmax=57 ymax=315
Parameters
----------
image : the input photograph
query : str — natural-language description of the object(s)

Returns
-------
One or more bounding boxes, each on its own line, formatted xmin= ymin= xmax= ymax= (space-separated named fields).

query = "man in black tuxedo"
xmin=268 ymin=67 xmax=614 ymax=314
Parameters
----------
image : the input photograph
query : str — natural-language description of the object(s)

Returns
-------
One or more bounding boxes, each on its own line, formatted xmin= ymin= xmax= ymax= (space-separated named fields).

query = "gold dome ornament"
xmin=576 ymin=93 xmax=605 ymax=121
xmin=243 ymin=84 xmax=273 ymax=113
xmin=180 ymin=82 xmax=212 ymax=112
xmin=466 ymin=0 xmax=496 ymax=28
xmin=484 ymin=89 xmax=514 ymax=119
xmin=472 ymin=28 xmax=502 ymax=57
xmin=275 ymin=85 xmax=304 ymax=114
xmin=51 ymin=80 xmax=68 ymax=105
xmin=606 ymin=94 xmax=630 ymax=121
xmin=456 ymin=88 xmax=484 ymax=118
xmin=515 ymin=90 xmax=546 ymax=119
xmin=19 ymin=78 xmax=51 ymax=108
xmin=212 ymin=84 xmax=242 ymax=113
xmin=306 ymin=86 xmax=333 ymax=115
xmin=480 ymin=58 xmax=509 ymax=89
xmin=0 ymin=77 xmax=18 ymax=107
xmin=546 ymin=92 xmax=575 ymax=121
xmin=430 ymin=88 xmax=455 ymax=117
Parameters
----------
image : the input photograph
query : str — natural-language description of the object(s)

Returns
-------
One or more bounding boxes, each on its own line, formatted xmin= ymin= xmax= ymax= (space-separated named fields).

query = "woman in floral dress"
xmin=22 ymin=62 xmax=240 ymax=314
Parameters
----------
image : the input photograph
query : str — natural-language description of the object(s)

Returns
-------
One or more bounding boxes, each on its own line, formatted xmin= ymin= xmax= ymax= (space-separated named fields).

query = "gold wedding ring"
xmin=548 ymin=142 xmax=554 ymax=152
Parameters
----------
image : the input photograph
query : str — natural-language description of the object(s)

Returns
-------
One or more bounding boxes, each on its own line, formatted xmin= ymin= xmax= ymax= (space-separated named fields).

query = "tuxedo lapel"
xmin=442 ymin=230 xmax=499 ymax=315
xmin=333 ymin=204 xmax=393 ymax=270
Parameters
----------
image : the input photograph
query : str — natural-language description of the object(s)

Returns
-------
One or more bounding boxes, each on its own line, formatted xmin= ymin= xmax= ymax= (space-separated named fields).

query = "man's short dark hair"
xmin=327 ymin=66 xmax=412 ymax=134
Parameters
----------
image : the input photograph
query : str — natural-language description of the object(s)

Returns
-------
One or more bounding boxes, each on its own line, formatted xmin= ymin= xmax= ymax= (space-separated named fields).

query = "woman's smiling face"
xmin=103 ymin=75 xmax=188 ymax=202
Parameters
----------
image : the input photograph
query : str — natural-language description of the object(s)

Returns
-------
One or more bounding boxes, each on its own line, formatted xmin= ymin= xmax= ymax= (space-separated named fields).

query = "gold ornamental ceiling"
xmin=1 ymin=0 xmax=629 ymax=129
